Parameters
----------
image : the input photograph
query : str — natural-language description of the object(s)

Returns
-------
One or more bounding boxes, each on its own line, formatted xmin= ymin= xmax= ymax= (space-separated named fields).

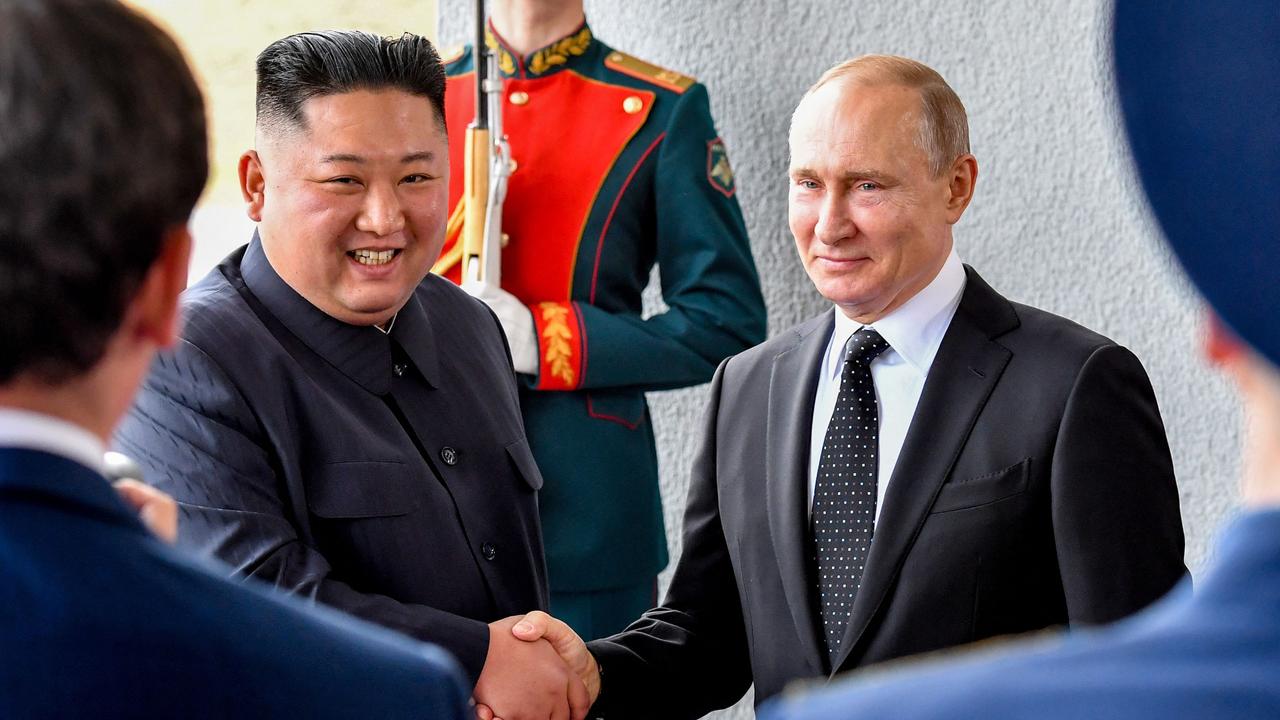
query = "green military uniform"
xmin=441 ymin=21 xmax=766 ymax=638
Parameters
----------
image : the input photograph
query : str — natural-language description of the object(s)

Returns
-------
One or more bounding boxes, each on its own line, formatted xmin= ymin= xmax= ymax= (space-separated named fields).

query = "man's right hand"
xmin=509 ymin=611 xmax=600 ymax=704
xmin=473 ymin=616 xmax=591 ymax=720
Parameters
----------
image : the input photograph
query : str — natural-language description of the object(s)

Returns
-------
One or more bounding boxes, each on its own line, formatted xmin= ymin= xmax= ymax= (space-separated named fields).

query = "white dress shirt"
xmin=0 ymin=408 xmax=106 ymax=475
xmin=808 ymin=249 xmax=966 ymax=522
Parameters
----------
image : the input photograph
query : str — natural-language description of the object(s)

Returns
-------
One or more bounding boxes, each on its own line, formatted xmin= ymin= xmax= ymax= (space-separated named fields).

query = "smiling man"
xmin=499 ymin=54 xmax=1188 ymax=718
xmin=115 ymin=31 xmax=588 ymax=720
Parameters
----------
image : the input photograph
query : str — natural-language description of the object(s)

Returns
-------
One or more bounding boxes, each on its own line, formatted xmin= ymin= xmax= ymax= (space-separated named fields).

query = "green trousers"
xmin=550 ymin=579 xmax=656 ymax=641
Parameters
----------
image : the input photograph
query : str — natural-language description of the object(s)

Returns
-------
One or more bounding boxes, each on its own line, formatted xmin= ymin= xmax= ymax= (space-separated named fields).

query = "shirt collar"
xmin=0 ymin=408 xmax=105 ymax=475
xmin=239 ymin=233 xmax=440 ymax=395
xmin=486 ymin=19 xmax=596 ymax=79
xmin=828 ymin=248 xmax=967 ymax=377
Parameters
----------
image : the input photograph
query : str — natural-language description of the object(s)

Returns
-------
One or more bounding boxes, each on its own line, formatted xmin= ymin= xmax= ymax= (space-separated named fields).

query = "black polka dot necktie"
xmin=813 ymin=327 xmax=890 ymax=663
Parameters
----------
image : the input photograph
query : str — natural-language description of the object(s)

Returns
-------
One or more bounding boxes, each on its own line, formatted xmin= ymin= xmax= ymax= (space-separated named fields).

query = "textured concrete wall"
xmin=445 ymin=1 xmax=1242 ymax=717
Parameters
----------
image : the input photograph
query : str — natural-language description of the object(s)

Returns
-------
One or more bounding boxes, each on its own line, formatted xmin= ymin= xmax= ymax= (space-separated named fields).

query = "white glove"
xmin=462 ymin=281 xmax=539 ymax=376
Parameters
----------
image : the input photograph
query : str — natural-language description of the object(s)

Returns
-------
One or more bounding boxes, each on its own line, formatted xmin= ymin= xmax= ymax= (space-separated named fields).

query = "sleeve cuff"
xmin=531 ymin=301 xmax=585 ymax=390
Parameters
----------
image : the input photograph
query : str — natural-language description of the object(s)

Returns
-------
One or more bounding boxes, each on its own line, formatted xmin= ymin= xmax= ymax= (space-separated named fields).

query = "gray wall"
xmin=441 ymin=2 xmax=1241 ymax=717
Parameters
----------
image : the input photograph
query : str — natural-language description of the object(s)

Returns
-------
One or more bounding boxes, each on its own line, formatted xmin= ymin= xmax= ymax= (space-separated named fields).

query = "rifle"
xmin=434 ymin=0 xmax=511 ymax=284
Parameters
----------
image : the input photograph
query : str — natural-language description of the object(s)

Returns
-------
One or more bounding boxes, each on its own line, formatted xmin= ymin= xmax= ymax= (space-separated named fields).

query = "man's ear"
xmin=944 ymin=153 xmax=978 ymax=224
xmin=239 ymin=149 xmax=266 ymax=222
xmin=1204 ymin=311 xmax=1247 ymax=369
xmin=130 ymin=225 xmax=193 ymax=350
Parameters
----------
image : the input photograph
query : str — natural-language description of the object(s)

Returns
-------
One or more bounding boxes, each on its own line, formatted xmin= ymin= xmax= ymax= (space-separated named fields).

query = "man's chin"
xmin=328 ymin=296 xmax=410 ymax=328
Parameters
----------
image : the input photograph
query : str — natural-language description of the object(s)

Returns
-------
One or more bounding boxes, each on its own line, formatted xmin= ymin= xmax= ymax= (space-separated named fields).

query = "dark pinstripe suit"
xmin=115 ymin=237 xmax=548 ymax=683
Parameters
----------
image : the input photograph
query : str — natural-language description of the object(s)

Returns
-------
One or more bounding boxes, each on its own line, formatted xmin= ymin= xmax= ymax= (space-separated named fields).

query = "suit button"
xmin=481 ymin=543 xmax=497 ymax=561
xmin=392 ymin=363 xmax=407 ymax=377
xmin=509 ymin=91 xmax=529 ymax=106
xmin=440 ymin=446 xmax=459 ymax=466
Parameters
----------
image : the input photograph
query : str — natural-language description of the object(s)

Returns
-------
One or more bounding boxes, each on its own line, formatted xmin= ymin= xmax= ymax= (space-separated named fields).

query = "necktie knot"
xmin=846 ymin=328 xmax=890 ymax=368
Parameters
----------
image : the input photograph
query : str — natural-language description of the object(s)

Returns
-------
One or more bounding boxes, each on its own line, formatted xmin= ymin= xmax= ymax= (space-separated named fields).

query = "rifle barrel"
xmin=474 ymin=0 xmax=488 ymax=129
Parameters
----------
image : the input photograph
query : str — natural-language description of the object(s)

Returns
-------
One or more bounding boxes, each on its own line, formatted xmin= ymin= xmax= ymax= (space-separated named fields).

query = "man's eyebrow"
xmin=841 ymin=168 xmax=897 ymax=184
xmin=320 ymin=153 xmax=363 ymax=164
xmin=318 ymin=152 xmax=436 ymax=164
xmin=787 ymin=166 xmax=898 ymax=184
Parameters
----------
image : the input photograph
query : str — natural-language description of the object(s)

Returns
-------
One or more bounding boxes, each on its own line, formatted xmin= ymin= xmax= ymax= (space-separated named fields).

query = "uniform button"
xmin=481 ymin=542 xmax=497 ymax=561
xmin=392 ymin=362 xmax=407 ymax=377
xmin=623 ymin=95 xmax=644 ymax=114
xmin=509 ymin=91 xmax=529 ymax=106
xmin=440 ymin=446 xmax=459 ymax=466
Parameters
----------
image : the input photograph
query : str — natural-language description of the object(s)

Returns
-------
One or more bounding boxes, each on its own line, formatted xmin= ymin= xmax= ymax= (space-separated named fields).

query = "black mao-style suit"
xmin=115 ymin=237 xmax=547 ymax=684
xmin=587 ymin=267 xmax=1186 ymax=716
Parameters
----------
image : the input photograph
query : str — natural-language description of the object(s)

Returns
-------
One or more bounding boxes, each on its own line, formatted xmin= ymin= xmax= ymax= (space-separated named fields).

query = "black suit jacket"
xmin=588 ymin=267 xmax=1186 ymax=716
xmin=115 ymin=239 xmax=548 ymax=683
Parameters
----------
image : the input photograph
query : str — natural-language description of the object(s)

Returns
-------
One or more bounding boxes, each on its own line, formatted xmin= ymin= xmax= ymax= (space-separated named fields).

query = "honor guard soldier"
xmin=438 ymin=0 xmax=767 ymax=640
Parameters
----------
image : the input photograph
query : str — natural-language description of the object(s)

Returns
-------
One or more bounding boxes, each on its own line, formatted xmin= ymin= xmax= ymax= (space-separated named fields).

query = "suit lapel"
xmin=766 ymin=310 xmax=834 ymax=674
xmin=833 ymin=268 xmax=1019 ymax=673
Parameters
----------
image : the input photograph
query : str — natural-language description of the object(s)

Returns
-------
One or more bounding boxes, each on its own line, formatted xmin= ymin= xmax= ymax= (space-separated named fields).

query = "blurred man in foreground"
xmin=0 ymin=1 xmax=467 ymax=717
xmin=762 ymin=2 xmax=1280 ymax=717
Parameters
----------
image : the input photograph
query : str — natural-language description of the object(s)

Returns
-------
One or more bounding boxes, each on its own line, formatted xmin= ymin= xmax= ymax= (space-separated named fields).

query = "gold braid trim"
xmin=528 ymin=27 xmax=593 ymax=76
xmin=484 ymin=28 xmax=517 ymax=75
xmin=537 ymin=303 xmax=576 ymax=386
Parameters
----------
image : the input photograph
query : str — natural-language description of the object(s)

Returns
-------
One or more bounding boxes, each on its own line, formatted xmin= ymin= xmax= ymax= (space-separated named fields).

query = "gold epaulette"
xmin=604 ymin=50 xmax=695 ymax=94
xmin=440 ymin=44 xmax=467 ymax=67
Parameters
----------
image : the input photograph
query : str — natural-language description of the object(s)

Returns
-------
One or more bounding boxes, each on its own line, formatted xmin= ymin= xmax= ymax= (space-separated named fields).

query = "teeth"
xmin=352 ymin=249 xmax=397 ymax=266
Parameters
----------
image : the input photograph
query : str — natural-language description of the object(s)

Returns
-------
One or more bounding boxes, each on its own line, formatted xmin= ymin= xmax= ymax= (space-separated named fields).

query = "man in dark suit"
xmin=762 ymin=3 xmax=1280 ymax=718
xmin=0 ymin=2 xmax=467 ymax=716
xmin=495 ymin=54 xmax=1187 ymax=717
xmin=113 ymin=29 xmax=587 ymax=720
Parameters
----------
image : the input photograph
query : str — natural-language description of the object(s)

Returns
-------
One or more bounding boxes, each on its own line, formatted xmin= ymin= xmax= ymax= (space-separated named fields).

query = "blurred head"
xmin=241 ymin=31 xmax=450 ymax=328
xmin=0 ymin=0 xmax=204 ymax=396
xmin=788 ymin=55 xmax=977 ymax=323
xmin=1115 ymin=1 xmax=1280 ymax=507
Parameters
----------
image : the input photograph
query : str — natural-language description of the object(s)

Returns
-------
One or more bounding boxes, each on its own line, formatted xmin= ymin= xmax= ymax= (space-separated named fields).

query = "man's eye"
xmin=796 ymin=179 xmax=819 ymax=190
xmin=402 ymin=174 xmax=433 ymax=184
xmin=858 ymin=182 xmax=879 ymax=191
xmin=327 ymin=177 xmax=360 ymax=185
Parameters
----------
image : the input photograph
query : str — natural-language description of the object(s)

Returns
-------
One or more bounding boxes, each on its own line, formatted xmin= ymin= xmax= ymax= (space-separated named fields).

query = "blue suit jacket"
xmin=762 ymin=509 xmax=1280 ymax=720
xmin=0 ymin=447 xmax=469 ymax=719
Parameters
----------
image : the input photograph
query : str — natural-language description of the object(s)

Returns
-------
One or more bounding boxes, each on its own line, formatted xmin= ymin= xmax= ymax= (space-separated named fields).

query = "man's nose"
xmin=356 ymin=183 xmax=406 ymax=237
xmin=813 ymin=194 xmax=853 ymax=246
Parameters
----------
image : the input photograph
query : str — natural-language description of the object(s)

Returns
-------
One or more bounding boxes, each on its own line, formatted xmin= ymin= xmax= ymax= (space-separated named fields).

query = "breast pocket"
xmin=931 ymin=458 xmax=1031 ymax=514
xmin=306 ymin=461 xmax=422 ymax=518
xmin=506 ymin=438 xmax=545 ymax=491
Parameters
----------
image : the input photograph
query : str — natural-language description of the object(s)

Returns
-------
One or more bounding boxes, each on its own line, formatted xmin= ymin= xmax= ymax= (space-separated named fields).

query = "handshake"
xmin=106 ymin=472 xmax=597 ymax=720
xmin=474 ymin=612 xmax=600 ymax=720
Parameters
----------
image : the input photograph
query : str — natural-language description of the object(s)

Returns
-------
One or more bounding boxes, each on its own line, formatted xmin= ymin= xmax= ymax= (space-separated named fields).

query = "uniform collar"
xmin=1197 ymin=508 xmax=1280 ymax=607
xmin=238 ymin=233 xmax=440 ymax=396
xmin=486 ymin=19 xmax=595 ymax=79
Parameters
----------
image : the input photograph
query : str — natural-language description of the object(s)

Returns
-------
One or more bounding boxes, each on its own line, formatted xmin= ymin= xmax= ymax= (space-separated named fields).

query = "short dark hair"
xmin=255 ymin=30 xmax=447 ymax=134
xmin=0 ymin=0 xmax=207 ymax=384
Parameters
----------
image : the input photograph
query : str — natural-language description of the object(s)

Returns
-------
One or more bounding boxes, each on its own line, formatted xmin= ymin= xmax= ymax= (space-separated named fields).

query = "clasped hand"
xmin=474 ymin=613 xmax=598 ymax=720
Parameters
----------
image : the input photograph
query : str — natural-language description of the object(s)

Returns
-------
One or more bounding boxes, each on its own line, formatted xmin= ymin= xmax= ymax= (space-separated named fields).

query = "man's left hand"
xmin=462 ymin=281 xmax=538 ymax=376
xmin=113 ymin=479 xmax=178 ymax=543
